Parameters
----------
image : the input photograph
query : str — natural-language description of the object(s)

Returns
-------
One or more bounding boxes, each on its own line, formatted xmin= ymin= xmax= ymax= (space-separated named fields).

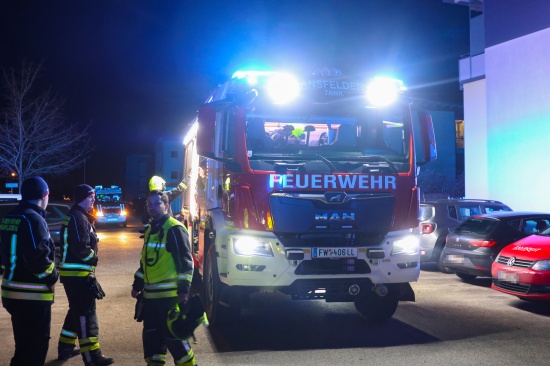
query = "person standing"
xmin=57 ymin=184 xmax=114 ymax=366
xmin=0 ymin=176 xmax=59 ymax=366
xmin=141 ymin=175 xmax=190 ymax=225
xmin=131 ymin=190 xmax=197 ymax=366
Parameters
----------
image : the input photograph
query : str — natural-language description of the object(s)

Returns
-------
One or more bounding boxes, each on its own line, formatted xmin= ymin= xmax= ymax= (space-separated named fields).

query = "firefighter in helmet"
xmin=142 ymin=175 xmax=190 ymax=225
xmin=131 ymin=190 xmax=197 ymax=366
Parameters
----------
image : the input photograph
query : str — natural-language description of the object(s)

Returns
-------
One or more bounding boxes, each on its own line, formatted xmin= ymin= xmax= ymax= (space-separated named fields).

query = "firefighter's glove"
xmin=180 ymin=175 xmax=190 ymax=190
xmin=88 ymin=256 xmax=99 ymax=267
xmin=134 ymin=293 xmax=144 ymax=322
xmin=87 ymin=272 xmax=106 ymax=300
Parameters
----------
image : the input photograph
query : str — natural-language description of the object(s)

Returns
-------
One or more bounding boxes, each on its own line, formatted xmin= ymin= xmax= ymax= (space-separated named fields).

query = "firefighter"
xmin=0 ymin=176 xmax=59 ymax=366
xmin=131 ymin=190 xmax=197 ymax=366
xmin=141 ymin=175 xmax=190 ymax=225
xmin=57 ymin=184 xmax=114 ymax=366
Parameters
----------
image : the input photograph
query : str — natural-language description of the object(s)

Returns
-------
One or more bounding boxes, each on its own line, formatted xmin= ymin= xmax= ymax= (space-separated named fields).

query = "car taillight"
xmin=421 ymin=223 xmax=435 ymax=234
xmin=469 ymin=239 xmax=497 ymax=247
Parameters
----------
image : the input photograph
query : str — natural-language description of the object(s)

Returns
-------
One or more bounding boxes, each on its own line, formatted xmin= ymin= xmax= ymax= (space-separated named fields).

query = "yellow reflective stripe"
xmin=2 ymin=279 xmax=50 ymax=291
xmin=143 ymin=290 xmax=178 ymax=299
xmin=59 ymin=270 xmax=90 ymax=277
xmin=2 ymin=289 xmax=54 ymax=301
xmin=175 ymin=348 xmax=195 ymax=366
xmin=36 ymin=262 xmax=55 ymax=279
xmin=178 ymin=273 xmax=192 ymax=282
xmin=60 ymin=263 xmax=94 ymax=271
xmin=144 ymin=282 xmax=177 ymax=290
xmin=147 ymin=354 xmax=167 ymax=364
xmin=79 ymin=337 xmax=100 ymax=353
xmin=59 ymin=335 xmax=77 ymax=346
xmin=82 ymin=249 xmax=95 ymax=261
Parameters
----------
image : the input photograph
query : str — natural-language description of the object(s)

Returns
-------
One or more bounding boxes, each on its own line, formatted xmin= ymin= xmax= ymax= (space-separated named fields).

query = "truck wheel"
xmin=204 ymin=246 xmax=240 ymax=325
xmin=354 ymin=288 xmax=399 ymax=323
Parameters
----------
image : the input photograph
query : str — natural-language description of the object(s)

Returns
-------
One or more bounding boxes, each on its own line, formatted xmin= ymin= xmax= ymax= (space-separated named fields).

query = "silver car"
xmin=419 ymin=199 xmax=512 ymax=272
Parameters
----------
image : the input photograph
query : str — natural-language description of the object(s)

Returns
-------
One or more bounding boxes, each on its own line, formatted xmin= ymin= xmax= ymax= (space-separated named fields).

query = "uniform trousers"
xmin=142 ymin=296 xmax=196 ymax=366
xmin=59 ymin=277 xmax=101 ymax=364
xmin=2 ymin=297 xmax=52 ymax=366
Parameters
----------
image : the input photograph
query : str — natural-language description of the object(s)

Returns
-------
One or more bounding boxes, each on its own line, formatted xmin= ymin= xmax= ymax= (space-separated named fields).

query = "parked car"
xmin=0 ymin=200 xmax=71 ymax=246
xmin=492 ymin=222 xmax=550 ymax=301
xmin=419 ymin=199 xmax=512 ymax=272
xmin=441 ymin=212 xmax=550 ymax=281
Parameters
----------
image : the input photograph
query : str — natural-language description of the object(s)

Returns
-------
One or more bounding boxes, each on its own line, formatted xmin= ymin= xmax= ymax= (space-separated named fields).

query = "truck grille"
xmin=289 ymin=278 xmax=374 ymax=301
xmin=295 ymin=258 xmax=370 ymax=275
xmin=496 ymin=256 xmax=534 ymax=268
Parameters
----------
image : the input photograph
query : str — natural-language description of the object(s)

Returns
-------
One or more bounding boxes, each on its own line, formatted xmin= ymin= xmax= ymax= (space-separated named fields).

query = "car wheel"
xmin=455 ymin=272 xmax=477 ymax=281
xmin=354 ymin=287 xmax=399 ymax=322
xmin=437 ymin=247 xmax=454 ymax=274
xmin=204 ymin=246 xmax=240 ymax=325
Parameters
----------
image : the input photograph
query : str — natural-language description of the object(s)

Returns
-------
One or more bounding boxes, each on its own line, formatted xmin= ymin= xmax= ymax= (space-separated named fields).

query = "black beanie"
xmin=74 ymin=184 xmax=95 ymax=204
xmin=21 ymin=176 xmax=49 ymax=201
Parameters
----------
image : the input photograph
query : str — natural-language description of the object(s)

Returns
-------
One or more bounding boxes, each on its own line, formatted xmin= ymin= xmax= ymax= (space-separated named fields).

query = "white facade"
xmin=464 ymin=27 xmax=550 ymax=210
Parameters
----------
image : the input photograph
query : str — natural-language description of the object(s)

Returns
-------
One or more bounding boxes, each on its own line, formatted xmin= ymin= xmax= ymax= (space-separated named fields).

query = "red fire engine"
xmin=181 ymin=68 xmax=437 ymax=324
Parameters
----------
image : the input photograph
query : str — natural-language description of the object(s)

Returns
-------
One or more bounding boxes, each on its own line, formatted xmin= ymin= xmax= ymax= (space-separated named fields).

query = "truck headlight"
xmin=392 ymin=235 xmax=419 ymax=255
xmin=233 ymin=237 xmax=274 ymax=257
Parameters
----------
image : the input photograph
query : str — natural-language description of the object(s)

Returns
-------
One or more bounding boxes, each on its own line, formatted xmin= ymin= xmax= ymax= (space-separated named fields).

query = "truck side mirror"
xmin=197 ymin=104 xmax=216 ymax=158
xmin=417 ymin=111 xmax=437 ymax=166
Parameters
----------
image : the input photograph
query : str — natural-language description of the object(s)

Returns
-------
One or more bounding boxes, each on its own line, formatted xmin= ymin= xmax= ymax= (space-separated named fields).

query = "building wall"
xmin=463 ymin=78 xmax=489 ymax=199
xmin=125 ymin=154 xmax=154 ymax=201
xmin=154 ymin=138 xmax=184 ymax=187
xmin=483 ymin=27 xmax=550 ymax=210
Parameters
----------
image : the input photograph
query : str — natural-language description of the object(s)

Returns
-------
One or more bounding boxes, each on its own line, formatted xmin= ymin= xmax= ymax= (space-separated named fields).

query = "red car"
xmin=492 ymin=223 xmax=550 ymax=301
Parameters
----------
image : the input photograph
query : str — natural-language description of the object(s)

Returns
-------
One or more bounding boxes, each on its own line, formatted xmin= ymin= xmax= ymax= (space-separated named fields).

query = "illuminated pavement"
xmin=1 ymin=216 xmax=550 ymax=365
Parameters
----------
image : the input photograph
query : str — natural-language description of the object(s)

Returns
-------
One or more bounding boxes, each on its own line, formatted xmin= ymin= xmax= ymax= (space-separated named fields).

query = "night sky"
xmin=0 ymin=0 xmax=469 ymax=198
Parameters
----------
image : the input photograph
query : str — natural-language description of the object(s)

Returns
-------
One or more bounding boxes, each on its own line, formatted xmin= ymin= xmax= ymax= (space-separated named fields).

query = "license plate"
xmin=312 ymin=247 xmax=357 ymax=258
xmin=446 ymin=254 xmax=464 ymax=264
xmin=498 ymin=271 xmax=518 ymax=284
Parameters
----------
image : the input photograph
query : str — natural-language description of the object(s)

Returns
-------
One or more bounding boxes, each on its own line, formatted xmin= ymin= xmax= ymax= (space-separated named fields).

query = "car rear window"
xmin=455 ymin=217 xmax=498 ymax=235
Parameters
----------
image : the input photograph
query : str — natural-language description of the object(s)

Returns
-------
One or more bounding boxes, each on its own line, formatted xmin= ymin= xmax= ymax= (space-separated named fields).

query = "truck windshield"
xmin=96 ymin=193 xmax=122 ymax=203
xmin=245 ymin=105 xmax=411 ymax=173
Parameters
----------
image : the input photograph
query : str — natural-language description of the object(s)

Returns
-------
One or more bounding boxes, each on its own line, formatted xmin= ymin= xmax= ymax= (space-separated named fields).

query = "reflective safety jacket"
xmin=0 ymin=201 xmax=58 ymax=302
xmin=132 ymin=215 xmax=193 ymax=299
xmin=59 ymin=205 xmax=99 ymax=279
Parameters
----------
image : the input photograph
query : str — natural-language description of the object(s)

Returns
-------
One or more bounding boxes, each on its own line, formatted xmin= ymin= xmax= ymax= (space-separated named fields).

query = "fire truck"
xmin=94 ymin=185 xmax=127 ymax=227
xmin=181 ymin=68 xmax=437 ymax=324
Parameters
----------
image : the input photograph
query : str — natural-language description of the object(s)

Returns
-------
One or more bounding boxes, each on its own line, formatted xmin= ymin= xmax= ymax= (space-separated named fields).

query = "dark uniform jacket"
xmin=0 ymin=201 xmax=58 ymax=301
xmin=59 ymin=204 xmax=99 ymax=280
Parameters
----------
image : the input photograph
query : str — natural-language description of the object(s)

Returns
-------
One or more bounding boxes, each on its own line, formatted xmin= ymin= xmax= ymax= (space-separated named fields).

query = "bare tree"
xmin=0 ymin=62 xmax=92 ymax=191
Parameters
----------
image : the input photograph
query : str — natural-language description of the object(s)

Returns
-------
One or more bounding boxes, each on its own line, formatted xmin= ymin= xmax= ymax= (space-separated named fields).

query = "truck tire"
xmin=354 ymin=287 xmax=399 ymax=323
xmin=204 ymin=246 xmax=240 ymax=325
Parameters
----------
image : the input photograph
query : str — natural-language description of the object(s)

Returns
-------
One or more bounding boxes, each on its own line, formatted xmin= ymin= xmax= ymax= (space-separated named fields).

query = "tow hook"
xmin=348 ymin=284 xmax=360 ymax=296
xmin=374 ymin=284 xmax=388 ymax=297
